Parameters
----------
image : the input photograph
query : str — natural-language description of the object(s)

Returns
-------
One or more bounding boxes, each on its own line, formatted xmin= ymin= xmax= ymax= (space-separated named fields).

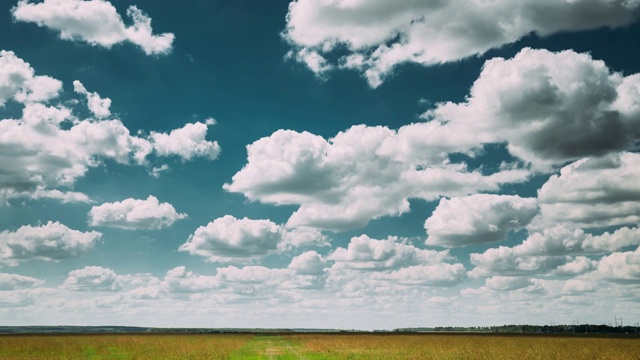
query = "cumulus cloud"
xmin=283 ymin=0 xmax=640 ymax=87
xmin=424 ymin=49 xmax=640 ymax=169
xmin=225 ymin=125 xmax=528 ymax=231
xmin=0 ymin=102 xmax=152 ymax=203
xmin=0 ymin=273 xmax=44 ymax=290
xmin=371 ymin=263 xmax=466 ymax=286
xmin=554 ymin=257 xmax=598 ymax=277
xmin=288 ymin=251 xmax=328 ymax=275
xmin=591 ymin=247 xmax=640 ymax=283
xmin=161 ymin=266 xmax=219 ymax=293
xmin=469 ymin=248 xmax=567 ymax=278
xmin=62 ymin=266 xmax=122 ymax=291
xmin=179 ymin=215 xmax=326 ymax=263
xmin=469 ymin=226 xmax=640 ymax=277
xmin=562 ymin=279 xmax=596 ymax=294
xmin=216 ymin=265 xmax=324 ymax=293
xmin=0 ymin=51 xmax=221 ymax=204
xmin=485 ymin=276 xmax=532 ymax=291
xmin=535 ymin=152 xmax=640 ymax=228
xmin=425 ymin=194 xmax=538 ymax=247
xmin=149 ymin=122 xmax=221 ymax=161
xmin=88 ymin=196 xmax=187 ymax=230
xmin=328 ymin=235 xmax=449 ymax=271
xmin=73 ymin=80 xmax=111 ymax=118
xmin=12 ymin=0 xmax=174 ymax=55
xmin=0 ymin=50 xmax=61 ymax=106
xmin=0 ymin=221 xmax=101 ymax=266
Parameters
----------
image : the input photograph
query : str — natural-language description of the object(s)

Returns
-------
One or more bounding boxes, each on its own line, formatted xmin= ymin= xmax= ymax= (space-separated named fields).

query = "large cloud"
xmin=228 ymin=48 xmax=640 ymax=230
xmin=535 ymin=152 xmax=640 ymax=229
xmin=425 ymin=48 xmax=640 ymax=169
xmin=225 ymin=126 xmax=528 ymax=231
xmin=88 ymin=196 xmax=187 ymax=230
xmin=283 ymin=0 xmax=640 ymax=87
xmin=0 ymin=51 xmax=220 ymax=204
xmin=179 ymin=215 xmax=326 ymax=263
xmin=0 ymin=221 xmax=101 ymax=266
xmin=12 ymin=0 xmax=174 ymax=55
xmin=425 ymin=194 xmax=538 ymax=247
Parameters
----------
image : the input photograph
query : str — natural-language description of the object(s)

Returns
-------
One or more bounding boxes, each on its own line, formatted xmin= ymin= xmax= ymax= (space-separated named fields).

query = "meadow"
xmin=1 ymin=332 xmax=639 ymax=359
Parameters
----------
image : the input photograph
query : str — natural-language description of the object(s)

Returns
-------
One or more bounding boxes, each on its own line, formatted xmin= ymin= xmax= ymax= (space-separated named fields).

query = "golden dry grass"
xmin=0 ymin=333 xmax=250 ymax=360
xmin=1 ymin=332 xmax=639 ymax=359
xmin=284 ymin=333 xmax=640 ymax=360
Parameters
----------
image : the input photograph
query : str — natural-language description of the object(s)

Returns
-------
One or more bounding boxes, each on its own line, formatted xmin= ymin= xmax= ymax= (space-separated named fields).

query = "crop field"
xmin=1 ymin=333 xmax=639 ymax=359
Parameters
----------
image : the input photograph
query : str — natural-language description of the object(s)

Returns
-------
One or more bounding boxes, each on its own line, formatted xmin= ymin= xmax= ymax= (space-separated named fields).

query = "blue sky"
xmin=1 ymin=0 xmax=640 ymax=329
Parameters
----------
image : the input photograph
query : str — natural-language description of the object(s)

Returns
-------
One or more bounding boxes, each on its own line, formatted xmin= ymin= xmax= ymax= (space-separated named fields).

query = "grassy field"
xmin=1 ymin=332 xmax=639 ymax=359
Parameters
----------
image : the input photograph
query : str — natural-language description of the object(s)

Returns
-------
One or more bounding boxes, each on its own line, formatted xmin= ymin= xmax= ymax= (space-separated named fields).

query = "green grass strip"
xmin=230 ymin=335 xmax=307 ymax=360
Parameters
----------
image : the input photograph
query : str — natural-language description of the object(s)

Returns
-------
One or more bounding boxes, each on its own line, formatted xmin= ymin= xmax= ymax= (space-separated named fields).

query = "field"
xmin=1 ymin=332 xmax=639 ymax=359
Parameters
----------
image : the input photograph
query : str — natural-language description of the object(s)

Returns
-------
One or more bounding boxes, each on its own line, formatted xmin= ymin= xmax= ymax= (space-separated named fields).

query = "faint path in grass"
xmin=230 ymin=335 xmax=309 ymax=360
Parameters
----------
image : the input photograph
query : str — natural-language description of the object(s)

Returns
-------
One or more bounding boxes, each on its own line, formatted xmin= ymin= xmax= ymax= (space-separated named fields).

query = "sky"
xmin=1 ymin=0 xmax=640 ymax=330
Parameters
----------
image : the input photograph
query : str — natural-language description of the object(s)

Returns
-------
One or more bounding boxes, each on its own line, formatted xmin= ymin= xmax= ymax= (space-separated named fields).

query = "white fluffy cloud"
xmin=535 ymin=152 xmax=640 ymax=228
xmin=225 ymin=125 xmax=528 ymax=231
xmin=288 ymin=251 xmax=328 ymax=276
xmin=425 ymin=194 xmax=538 ymax=247
xmin=0 ymin=273 xmax=44 ymax=290
xmin=149 ymin=122 xmax=221 ymax=161
xmin=469 ymin=226 xmax=640 ymax=278
xmin=284 ymin=0 xmax=640 ymax=87
xmin=12 ymin=0 xmax=174 ymax=55
xmin=63 ymin=266 xmax=122 ymax=291
xmin=328 ymin=235 xmax=449 ymax=271
xmin=425 ymin=49 xmax=640 ymax=169
xmin=554 ymin=257 xmax=598 ymax=277
xmin=371 ymin=263 xmax=466 ymax=286
xmin=0 ymin=50 xmax=61 ymax=106
xmin=161 ymin=266 xmax=219 ymax=293
xmin=590 ymin=247 xmax=640 ymax=283
xmin=88 ymin=196 xmax=187 ymax=230
xmin=0 ymin=221 xmax=101 ymax=266
xmin=179 ymin=215 xmax=326 ymax=263
xmin=73 ymin=80 xmax=111 ymax=118
xmin=0 ymin=105 xmax=152 ymax=203
xmin=0 ymin=51 xmax=221 ymax=204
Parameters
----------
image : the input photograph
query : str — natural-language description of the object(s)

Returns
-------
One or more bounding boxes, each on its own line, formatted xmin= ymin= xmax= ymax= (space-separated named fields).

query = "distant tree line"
xmin=393 ymin=324 xmax=640 ymax=334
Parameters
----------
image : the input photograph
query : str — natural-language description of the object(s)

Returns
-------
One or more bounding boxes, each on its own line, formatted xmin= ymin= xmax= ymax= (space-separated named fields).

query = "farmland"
xmin=1 ymin=333 xmax=640 ymax=359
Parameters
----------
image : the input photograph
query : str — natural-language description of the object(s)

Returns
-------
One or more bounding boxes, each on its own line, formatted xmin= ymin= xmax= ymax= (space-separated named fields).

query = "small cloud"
xmin=88 ymin=195 xmax=187 ymax=230
xmin=73 ymin=80 xmax=111 ymax=118
xmin=148 ymin=164 xmax=170 ymax=178
xmin=149 ymin=122 xmax=221 ymax=161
